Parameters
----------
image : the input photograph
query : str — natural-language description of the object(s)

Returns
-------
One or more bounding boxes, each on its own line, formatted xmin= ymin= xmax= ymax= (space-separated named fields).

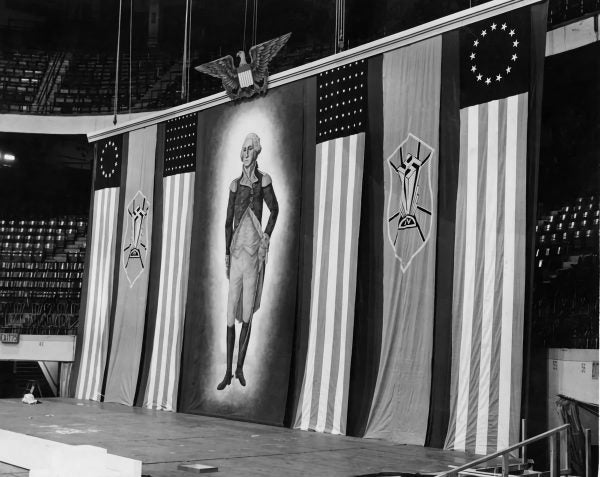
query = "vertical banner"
xmin=103 ymin=126 xmax=157 ymax=405
xmin=73 ymin=135 xmax=126 ymax=401
xmin=292 ymin=60 xmax=367 ymax=435
xmin=363 ymin=37 xmax=442 ymax=445
xmin=443 ymin=4 xmax=546 ymax=454
xmin=140 ymin=113 xmax=197 ymax=411
xmin=179 ymin=83 xmax=304 ymax=425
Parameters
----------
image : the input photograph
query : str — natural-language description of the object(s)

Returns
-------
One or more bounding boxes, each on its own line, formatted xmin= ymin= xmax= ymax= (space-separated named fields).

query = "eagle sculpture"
xmin=194 ymin=33 xmax=291 ymax=101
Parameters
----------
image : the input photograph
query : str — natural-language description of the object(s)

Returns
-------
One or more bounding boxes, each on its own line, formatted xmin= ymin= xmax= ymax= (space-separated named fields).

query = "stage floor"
xmin=0 ymin=398 xmax=480 ymax=477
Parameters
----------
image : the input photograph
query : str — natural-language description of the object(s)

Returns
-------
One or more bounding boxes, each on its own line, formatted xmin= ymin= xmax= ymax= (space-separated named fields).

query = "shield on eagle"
xmin=122 ymin=190 xmax=150 ymax=287
xmin=386 ymin=133 xmax=435 ymax=272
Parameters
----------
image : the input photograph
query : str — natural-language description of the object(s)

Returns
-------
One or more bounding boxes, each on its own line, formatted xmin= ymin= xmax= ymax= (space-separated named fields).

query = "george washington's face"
xmin=241 ymin=137 xmax=258 ymax=168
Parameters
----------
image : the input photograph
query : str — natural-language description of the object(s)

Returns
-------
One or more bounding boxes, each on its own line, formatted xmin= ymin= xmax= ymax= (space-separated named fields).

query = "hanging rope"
xmin=243 ymin=0 xmax=249 ymax=52
xmin=181 ymin=0 xmax=191 ymax=101
xmin=128 ymin=0 xmax=132 ymax=115
xmin=334 ymin=0 xmax=346 ymax=53
xmin=252 ymin=0 xmax=258 ymax=46
xmin=186 ymin=0 xmax=193 ymax=103
xmin=113 ymin=0 xmax=124 ymax=125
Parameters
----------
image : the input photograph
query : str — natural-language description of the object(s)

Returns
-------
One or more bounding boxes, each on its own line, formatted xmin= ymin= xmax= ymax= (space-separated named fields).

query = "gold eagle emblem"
xmin=194 ymin=33 xmax=291 ymax=101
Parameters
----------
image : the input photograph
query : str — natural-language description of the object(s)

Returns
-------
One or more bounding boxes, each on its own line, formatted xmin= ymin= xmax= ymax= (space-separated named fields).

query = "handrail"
xmin=436 ymin=424 xmax=569 ymax=477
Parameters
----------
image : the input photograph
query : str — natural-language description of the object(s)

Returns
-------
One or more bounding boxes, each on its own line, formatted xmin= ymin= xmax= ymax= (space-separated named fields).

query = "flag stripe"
xmin=476 ymin=99 xmax=499 ymax=454
xmin=76 ymin=187 xmax=119 ymax=400
xmin=299 ymin=141 xmax=329 ymax=429
xmin=498 ymin=94 xmax=518 ymax=449
xmin=332 ymin=133 xmax=362 ymax=434
xmin=454 ymin=104 xmax=479 ymax=451
xmin=316 ymin=137 xmax=344 ymax=432
xmin=76 ymin=187 xmax=103 ymax=399
xmin=145 ymin=176 xmax=171 ymax=407
xmin=166 ymin=172 xmax=192 ymax=409
xmin=295 ymin=133 xmax=365 ymax=434
xmin=144 ymin=171 xmax=195 ymax=410
xmin=446 ymin=93 xmax=528 ymax=453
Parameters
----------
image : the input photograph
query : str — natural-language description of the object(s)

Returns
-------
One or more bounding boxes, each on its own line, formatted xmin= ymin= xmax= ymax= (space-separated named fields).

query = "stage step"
xmin=0 ymin=429 xmax=141 ymax=477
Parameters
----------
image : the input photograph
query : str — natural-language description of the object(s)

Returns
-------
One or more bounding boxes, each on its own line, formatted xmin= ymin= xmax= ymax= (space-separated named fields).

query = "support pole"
xmin=501 ymin=454 xmax=510 ymax=477
xmin=521 ymin=418 xmax=527 ymax=464
xmin=584 ymin=428 xmax=592 ymax=477
xmin=549 ymin=432 xmax=560 ymax=477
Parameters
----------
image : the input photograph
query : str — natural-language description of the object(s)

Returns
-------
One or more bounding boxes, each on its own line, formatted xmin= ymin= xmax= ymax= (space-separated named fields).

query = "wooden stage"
xmin=0 ymin=398 xmax=481 ymax=477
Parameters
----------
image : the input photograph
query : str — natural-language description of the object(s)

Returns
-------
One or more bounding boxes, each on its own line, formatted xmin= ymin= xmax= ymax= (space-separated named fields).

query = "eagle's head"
xmin=236 ymin=51 xmax=248 ymax=65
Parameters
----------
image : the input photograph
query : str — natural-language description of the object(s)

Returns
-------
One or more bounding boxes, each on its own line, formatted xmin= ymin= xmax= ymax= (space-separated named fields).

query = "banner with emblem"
xmin=359 ymin=37 xmax=442 ymax=445
xmin=103 ymin=125 xmax=157 ymax=405
xmin=72 ymin=135 xmax=126 ymax=400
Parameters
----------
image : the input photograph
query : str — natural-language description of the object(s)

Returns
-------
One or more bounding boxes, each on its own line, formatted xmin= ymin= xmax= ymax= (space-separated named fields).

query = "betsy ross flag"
xmin=443 ymin=4 xmax=546 ymax=454
xmin=73 ymin=136 xmax=124 ymax=401
xmin=293 ymin=60 xmax=367 ymax=434
xmin=141 ymin=113 xmax=197 ymax=411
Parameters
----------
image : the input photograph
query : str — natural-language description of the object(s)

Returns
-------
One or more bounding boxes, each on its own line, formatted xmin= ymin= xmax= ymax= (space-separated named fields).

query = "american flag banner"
xmin=293 ymin=60 xmax=367 ymax=435
xmin=74 ymin=136 xmax=124 ymax=401
xmin=142 ymin=113 xmax=197 ymax=411
xmin=443 ymin=5 xmax=546 ymax=454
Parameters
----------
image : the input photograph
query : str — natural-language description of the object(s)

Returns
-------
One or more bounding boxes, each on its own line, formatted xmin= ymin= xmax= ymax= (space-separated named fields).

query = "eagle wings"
xmin=194 ymin=32 xmax=291 ymax=100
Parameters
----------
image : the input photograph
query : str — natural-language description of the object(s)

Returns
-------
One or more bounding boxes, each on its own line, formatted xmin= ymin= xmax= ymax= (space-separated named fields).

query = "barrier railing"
xmin=436 ymin=423 xmax=570 ymax=477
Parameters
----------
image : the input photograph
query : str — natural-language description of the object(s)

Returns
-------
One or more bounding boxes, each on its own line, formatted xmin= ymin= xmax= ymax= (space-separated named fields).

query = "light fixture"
xmin=3 ymin=153 xmax=15 ymax=161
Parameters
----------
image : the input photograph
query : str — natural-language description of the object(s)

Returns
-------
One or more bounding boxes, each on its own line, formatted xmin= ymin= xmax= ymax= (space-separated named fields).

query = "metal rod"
xmin=181 ymin=0 xmax=190 ymax=101
xmin=113 ymin=0 xmax=124 ymax=125
xmin=549 ymin=433 xmax=559 ymax=477
xmin=501 ymin=454 xmax=509 ymax=477
xmin=436 ymin=424 xmax=569 ymax=477
xmin=584 ymin=428 xmax=592 ymax=477
xmin=521 ymin=418 xmax=527 ymax=464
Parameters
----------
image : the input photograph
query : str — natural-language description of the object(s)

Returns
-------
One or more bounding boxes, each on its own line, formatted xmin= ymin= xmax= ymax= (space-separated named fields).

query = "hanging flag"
xmin=443 ymin=4 xmax=547 ymax=454
xmin=73 ymin=135 xmax=125 ymax=401
xmin=141 ymin=113 xmax=197 ymax=411
xmin=293 ymin=60 xmax=367 ymax=435
xmin=103 ymin=125 xmax=157 ymax=406
xmin=360 ymin=37 xmax=442 ymax=445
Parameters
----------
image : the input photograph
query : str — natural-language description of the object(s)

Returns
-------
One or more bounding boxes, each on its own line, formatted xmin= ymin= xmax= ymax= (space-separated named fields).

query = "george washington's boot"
xmin=235 ymin=322 xmax=251 ymax=386
xmin=217 ymin=325 xmax=235 ymax=390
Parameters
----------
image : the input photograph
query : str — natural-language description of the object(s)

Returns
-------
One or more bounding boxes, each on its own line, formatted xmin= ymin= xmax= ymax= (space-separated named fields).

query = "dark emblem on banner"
xmin=194 ymin=33 xmax=291 ymax=101
xmin=386 ymin=133 xmax=434 ymax=272
xmin=123 ymin=191 xmax=150 ymax=287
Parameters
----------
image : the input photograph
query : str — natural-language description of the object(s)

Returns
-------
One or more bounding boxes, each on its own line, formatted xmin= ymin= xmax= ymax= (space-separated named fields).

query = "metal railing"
xmin=436 ymin=423 xmax=571 ymax=477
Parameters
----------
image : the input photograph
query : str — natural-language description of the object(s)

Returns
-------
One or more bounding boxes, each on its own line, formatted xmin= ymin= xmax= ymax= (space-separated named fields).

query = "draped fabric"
xmin=444 ymin=94 xmax=528 ymax=453
xmin=72 ymin=135 xmax=126 ymax=400
xmin=179 ymin=83 xmax=304 ymax=425
xmin=140 ymin=114 xmax=197 ymax=411
xmin=292 ymin=62 xmax=367 ymax=435
xmin=442 ymin=4 xmax=548 ymax=453
xmin=104 ymin=126 xmax=157 ymax=405
xmin=363 ymin=37 xmax=442 ymax=445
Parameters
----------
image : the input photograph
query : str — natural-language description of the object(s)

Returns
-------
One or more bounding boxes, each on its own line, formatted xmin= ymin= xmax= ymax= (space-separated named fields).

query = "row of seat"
xmin=0 ymin=261 xmax=84 ymax=271
xmin=0 ymin=290 xmax=82 ymax=300
xmin=0 ymin=299 xmax=80 ymax=315
xmin=1 ymin=313 xmax=78 ymax=335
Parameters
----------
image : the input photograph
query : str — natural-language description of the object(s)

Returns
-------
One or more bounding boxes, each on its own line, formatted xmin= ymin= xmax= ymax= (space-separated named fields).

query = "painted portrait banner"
xmin=179 ymin=82 xmax=305 ymax=425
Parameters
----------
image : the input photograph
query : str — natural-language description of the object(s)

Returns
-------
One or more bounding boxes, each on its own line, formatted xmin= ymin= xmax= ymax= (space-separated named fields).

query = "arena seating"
xmin=0 ymin=49 xmax=50 ymax=113
xmin=534 ymin=195 xmax=599 ymax=348
xmin=0 ymin=216 xmax=86 ymax=335
xmin=0 ymin=43 xmax=331 ymax=114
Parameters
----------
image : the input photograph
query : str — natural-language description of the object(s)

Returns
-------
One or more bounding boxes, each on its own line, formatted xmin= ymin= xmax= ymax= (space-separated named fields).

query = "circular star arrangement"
xmin=99 ymin=140 xmax=119 ymax=178
xmin=469 ymin=21 xmax=519 ymax=86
